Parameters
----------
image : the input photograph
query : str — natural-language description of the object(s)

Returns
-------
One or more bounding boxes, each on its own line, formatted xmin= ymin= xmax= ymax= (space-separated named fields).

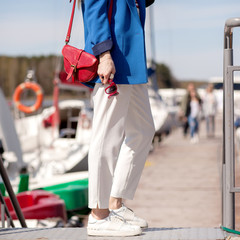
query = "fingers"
xmin=98 ymin=59 xmax=116 ymax=85
xmin=100 ymin=73 xmax=114 ymax=84
xmin=100 ymin=75 xmax=109 ymax=85
xmin=100 ymin=74 xmax=111 ymax=84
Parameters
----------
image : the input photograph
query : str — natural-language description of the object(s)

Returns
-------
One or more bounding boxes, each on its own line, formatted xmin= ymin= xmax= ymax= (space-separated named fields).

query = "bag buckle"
xmin=70 ymin=64 xmax=77 ymax=72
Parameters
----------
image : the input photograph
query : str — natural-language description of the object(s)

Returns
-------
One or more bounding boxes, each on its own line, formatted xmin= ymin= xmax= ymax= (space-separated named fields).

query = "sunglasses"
xmin=105 ymin=79 xmax=119 ymax=99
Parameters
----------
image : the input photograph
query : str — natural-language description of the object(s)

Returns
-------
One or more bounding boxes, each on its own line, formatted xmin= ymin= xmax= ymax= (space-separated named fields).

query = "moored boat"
xmin=11 ymin=70 xmax=93 ymax=180
xmin=2 ymin=190 xmax=67 ymax=222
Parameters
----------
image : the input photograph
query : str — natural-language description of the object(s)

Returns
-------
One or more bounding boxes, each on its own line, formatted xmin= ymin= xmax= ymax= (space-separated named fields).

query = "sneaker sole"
xmin=87 ymin=228 xmax=142 ymax=237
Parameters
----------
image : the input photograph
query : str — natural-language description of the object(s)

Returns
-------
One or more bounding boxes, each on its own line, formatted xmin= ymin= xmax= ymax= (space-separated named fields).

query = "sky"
xmin=0 ymin=0 xmax=240 ymax=81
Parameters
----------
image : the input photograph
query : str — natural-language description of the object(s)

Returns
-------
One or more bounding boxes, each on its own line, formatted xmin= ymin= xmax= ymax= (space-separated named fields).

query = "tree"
xmin=0 ymin=55 xmax=59 ymax=97
xmin=155 ymin=63 xmax=179 ymax=89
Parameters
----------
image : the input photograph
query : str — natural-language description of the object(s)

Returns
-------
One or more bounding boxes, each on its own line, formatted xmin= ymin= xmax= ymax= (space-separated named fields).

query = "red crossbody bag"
xmin=62 ymin=0 xmax=113 ymax=83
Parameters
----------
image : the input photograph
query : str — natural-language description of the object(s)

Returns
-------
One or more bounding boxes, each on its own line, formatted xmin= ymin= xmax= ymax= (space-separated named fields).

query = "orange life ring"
xmin=13 ymin=82 xmax=44 ymax=114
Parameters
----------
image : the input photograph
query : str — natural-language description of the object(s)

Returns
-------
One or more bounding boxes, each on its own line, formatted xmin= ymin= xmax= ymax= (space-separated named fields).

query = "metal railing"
xmin=222 ymin=17 xmax=240 ymax=230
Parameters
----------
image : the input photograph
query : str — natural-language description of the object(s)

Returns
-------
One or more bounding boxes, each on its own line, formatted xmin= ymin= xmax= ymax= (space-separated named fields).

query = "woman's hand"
xmin=98 ymin=51 xmax=116 ymax=85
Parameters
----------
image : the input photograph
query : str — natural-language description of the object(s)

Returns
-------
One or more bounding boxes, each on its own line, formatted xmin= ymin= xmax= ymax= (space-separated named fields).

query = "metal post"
xmin=7 ymin=217 xmax=10 ymax=228
xmin=0 ymin=192 xmax=15 ymax=228
xmin=222 ymin=17 xmax=240 ymax=229
xmin=0 ymin=155 xmax=27 ymax=227
xmin=1 ymin=202 xmax=5 ymax=228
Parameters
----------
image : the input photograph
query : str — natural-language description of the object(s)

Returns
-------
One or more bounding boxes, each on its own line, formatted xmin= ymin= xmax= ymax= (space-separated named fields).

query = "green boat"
xmin=40 ymin=178 xmax=89 ymax=216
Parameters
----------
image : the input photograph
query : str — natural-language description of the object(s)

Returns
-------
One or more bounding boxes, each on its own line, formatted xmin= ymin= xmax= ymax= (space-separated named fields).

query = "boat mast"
xmin=148 ymin=6 xmax=156 ymax=66
xmin=146 ymin=6 xmax=158 ymax=90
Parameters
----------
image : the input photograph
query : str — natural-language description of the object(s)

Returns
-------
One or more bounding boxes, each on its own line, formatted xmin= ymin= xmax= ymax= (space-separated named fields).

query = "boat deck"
xmin=0 ymin=227 xmax=230 ymax=240
xmin=1 ymin=113 xmax=239 ymax=239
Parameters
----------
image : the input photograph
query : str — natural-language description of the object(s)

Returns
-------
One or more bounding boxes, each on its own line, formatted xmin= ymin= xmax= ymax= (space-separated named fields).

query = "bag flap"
xmin=62 ymin=45 xmax=98 ymax=68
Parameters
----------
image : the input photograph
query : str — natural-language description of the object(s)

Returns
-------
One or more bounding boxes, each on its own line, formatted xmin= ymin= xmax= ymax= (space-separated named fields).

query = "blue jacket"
xmin=81 ymin=0 xmax=148 ymax=87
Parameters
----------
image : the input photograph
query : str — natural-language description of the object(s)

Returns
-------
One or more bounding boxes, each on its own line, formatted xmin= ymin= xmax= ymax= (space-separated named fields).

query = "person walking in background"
xmin=179 ymin=83 xmax=201 ymax=137
xmin=203 ymin=83 xmax=217 ymax=137
xmin=80 ymin=0 xmax=155 ymax=237
xmin=188 ymin=89 xmax=201 ymax=143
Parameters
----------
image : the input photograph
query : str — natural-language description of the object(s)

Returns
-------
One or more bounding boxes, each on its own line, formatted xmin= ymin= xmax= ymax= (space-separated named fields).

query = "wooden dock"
xmin=126 ymin=114 xmax=223 ymax=229
xmin=1 ymin=113 xmax=239 ymax=239
xmin=0 ymin=227 xmax=229 ymax=240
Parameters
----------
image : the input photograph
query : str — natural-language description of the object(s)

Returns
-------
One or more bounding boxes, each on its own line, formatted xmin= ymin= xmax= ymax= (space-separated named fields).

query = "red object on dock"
xmin=2 ymin=190 xmax=67 ymax=221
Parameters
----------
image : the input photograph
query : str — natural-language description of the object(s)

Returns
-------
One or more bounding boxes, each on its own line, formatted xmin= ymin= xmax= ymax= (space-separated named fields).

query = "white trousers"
xmin=88 ymin=83 xmax=155 ymax=209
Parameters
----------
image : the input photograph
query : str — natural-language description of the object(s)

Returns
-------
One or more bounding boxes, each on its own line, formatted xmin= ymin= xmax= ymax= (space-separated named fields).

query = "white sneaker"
xmin=194 ymin=134 xmax=199 ymax=143
xmin=190 ymin=137 xmax=195 ymax=144
xmin=112 ymin=204 xmax=148 ymax=228
xmin=190 ymin=135 xmax=199 ymax=144
xmin=87 ymin=211 xmax=142 ymax=237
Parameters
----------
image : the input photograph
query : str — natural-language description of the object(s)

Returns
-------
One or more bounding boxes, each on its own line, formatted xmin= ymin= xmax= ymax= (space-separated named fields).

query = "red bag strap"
xmin=65 ymin=0 xmax=114 ymax=44
xmin=65 ymin=0 xmax=77 ymax=43
xmin=108 ymin=0 xmax=113 ymax=24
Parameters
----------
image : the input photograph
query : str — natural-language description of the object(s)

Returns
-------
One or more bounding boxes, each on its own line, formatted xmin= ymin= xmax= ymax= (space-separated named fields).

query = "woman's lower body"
xmin=88 ymin=83 xmax=155 ymax=208
xmin=87 ymin=83 xmax=155 ymax=236
xmin=188 ymin=116 xmax=199 ymax=142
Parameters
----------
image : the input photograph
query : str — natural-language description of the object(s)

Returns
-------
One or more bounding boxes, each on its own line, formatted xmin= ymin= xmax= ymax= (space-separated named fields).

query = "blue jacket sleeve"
xmin=83 ymin=0 xmax=113 ymax=56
